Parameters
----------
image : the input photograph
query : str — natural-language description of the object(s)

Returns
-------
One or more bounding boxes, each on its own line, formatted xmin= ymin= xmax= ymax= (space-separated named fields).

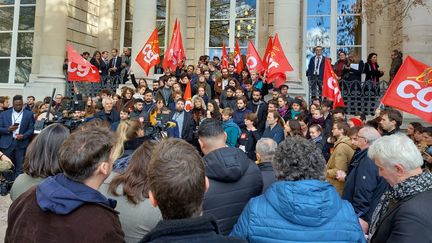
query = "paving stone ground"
xmin=0 ymin=195 xmax=11 ymax=241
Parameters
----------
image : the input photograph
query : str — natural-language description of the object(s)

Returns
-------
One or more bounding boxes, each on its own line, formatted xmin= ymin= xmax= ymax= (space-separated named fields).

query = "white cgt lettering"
xmin=142 ymin=44 xmax=159 ymax=64
xmin=247 ymin=56 xmax=257 ymax=69
xmin=396 ymin=80 xmax=432 ymax=113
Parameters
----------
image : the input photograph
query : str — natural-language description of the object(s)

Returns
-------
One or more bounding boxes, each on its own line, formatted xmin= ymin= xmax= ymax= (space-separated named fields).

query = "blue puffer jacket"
xmin=230 ymin=180 xmax=366 ymax=243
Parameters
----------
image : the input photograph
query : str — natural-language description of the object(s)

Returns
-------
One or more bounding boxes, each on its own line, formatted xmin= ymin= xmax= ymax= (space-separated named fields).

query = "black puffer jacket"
xmin=203 ymin=147 xmax=263 ymax=235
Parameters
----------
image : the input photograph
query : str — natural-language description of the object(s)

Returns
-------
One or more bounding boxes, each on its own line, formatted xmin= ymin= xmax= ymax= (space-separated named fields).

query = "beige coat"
xmin=326 ymin=136 xmax=355 ymax=196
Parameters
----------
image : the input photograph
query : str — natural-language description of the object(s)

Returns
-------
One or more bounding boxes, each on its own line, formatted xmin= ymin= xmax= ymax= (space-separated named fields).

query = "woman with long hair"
xmin=284 ymin=119 xmax=303 ymax=138
xmin=364 ymin=52 xmax=384 ymax=95
xmin=116 ymin=87 xmax=135 ymax=112
xmin=100 ymin=141 xmax=162 ymax=242
xmin=111 ymin=120 xmax=149 ymax=173
xmin=90 ymin=51 xmax=102 ymax=71
xmin=206 ymin=100 xmax=221 ymax=120
xmin=149 ymin=98 xmax=166 ymax=126
xmin=10 ymin=124 xmax=70 ymax=201
xmin=277 ymin=96 xmax=291 ymax=121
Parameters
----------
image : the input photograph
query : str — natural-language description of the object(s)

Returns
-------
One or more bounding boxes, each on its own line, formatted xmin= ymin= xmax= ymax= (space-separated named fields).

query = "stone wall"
xmin=66 ymin=0 xmax=117 ymax=54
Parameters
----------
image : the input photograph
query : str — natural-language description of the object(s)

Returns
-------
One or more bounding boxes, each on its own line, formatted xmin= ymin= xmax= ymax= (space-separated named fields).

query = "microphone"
xmin=166 ymin=121 xmax=177 ymax=128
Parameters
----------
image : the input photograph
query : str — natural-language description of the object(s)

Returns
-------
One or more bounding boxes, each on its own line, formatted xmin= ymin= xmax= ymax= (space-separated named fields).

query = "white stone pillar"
xmin=130 ymin=0 xmax=156 ymax=78
xmin=273 ymin=0 xmax=301 ymax=82
xmin=25 ymin=0 xmax=68 ymax=100
xmin=402 ymin=0 xmax=432 ymax=65
xmin=169 ymin=0 xmax=187 ymax=46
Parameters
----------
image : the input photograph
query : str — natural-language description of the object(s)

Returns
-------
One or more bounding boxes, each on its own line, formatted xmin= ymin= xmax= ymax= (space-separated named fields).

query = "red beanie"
xmin=349 ymin=117 xmax=363 ymax=127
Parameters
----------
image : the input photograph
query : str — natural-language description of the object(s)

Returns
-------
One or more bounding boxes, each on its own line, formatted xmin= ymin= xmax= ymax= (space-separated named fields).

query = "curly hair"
xmin=273 ymin=136 xmax=326 ymax=181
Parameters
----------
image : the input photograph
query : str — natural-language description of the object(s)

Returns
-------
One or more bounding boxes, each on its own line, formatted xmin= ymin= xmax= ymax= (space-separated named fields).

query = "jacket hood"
xmin=335 ymin=136 xmax=355 ymax=149
xmin=204 ymin=147 xmax=251 ymax=182
xmin=265 ymin=180 xmax=341 ymax=227
xmin=223 ymin=119 xmax=241 ymax=136
xmin=36 ymin=174 xmax=116 ymax=215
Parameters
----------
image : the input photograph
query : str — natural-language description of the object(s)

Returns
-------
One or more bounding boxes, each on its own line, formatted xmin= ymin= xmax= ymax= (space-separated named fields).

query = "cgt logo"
xmin=396 ymin=80 xmax=432 ymax=112
xmin=68 ymin=62 xmax=97 ymax=77
xmin=327 ymin=76 xmax=343 ymax=103
xmin=141 ymin=44 xmax=159 ymax=64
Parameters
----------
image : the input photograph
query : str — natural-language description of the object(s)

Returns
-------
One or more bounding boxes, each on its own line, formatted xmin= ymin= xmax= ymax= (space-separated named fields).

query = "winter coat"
xmin=238 ymin=129 xmax=262 ymax=161
xmin=233 ymin=108 xmax=251 ymax=130
xmin=257 ymin=162 xmax=276 ymax=192
xmin=140 ymin=215 xmax=246 ymax=243
xmin=262 ymin=124 xmax=284 ymax=144
xmin=370 ymin=189 xmax=432 ymax=243
xmin=326 ymin=136 xmax=355 ymax=195
xmin=5 ymin=174 xmax=125 ymax=243
xmin=230 ymin=180 xmax=366 ymax=243
xmin=203 ymin=147 xmax=263 ymax=235
xmin=223 ymin=119 xmax=241 ymax=147
xmin=342 ymin=149 xmax=388 ymax=223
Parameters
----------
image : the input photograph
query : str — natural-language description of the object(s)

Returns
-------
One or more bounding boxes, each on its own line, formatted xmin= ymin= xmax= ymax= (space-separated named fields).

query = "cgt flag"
xmin=233 ymin=39 xmax=244 ymax=74
xmin=67 ymin=44 xmax=100 ymax=82
xmin=135 ymin=28 xmax=160 ymax=76
xmin=262 ymin=36 xmax=273 ymax=72
xmin=322 ymin=58 xmax=344 ymax=109
xmin=162 ymin=19 xmax=185 ymax=72
xmin=246 ymin=40 xmax=264 ymax=73
xmin=222 ymin=42 xmax=229 ymax=69
xmin=381 ymin=56 xmax=432 ymax=123
xmin=266 ymin=34 xmax=293 ymax=88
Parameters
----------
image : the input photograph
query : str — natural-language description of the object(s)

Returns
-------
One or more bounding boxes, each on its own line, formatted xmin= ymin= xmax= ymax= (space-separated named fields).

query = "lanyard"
xmin=12 ymin=111 xmax=23 ymax=124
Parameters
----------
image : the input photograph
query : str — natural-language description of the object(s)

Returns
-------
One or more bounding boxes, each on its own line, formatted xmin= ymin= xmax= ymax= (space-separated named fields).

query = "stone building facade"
xmin=0 ymin=0 xmax=431 ymax=101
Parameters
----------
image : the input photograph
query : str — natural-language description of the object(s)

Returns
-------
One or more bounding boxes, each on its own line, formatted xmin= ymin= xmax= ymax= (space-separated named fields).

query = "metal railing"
xmin=308 ymin=77 xmax=389 ymax=115
xmin=65 ymin=76 xmax=122 ymax=98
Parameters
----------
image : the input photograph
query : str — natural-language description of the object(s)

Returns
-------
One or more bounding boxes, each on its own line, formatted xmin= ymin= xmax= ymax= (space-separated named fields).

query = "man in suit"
xmin=0 ymin=95 xmax=34 ymax=179
xmin=108 ymin=48 xmax=122 ymax=84
xmin=170 ymin=98 xmax=195 ymax=144
xmin=306 ymin=46 xmax=325 ymax=97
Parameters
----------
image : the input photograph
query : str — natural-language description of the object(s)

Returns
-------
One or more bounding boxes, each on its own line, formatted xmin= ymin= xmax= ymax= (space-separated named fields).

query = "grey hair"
xmin=368 ymin=134 xmax=423 ymax=171
xmin=359 ymin=126 xmax=381 ymax=144
xmin=256 ymin=138 xmax=277 ymax=161
xmin=273 ymin=136 xmax=326 ymax=181
xmin=102 ymin=97 xmax=113 ymax=106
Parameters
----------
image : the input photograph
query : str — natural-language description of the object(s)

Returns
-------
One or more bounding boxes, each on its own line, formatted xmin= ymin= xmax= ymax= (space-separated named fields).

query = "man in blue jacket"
xmin=342 ymin=127 xmax=388 ymax=234
xmin=230 ymin=136 xmax=365 ymax=242
xmin=0 ymin=95 xmax=34 ymax=179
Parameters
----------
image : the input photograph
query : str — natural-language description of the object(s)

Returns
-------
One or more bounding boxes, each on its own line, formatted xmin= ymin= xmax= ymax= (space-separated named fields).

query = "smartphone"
xmin=13 ymin=123 xmax=19 ymax=126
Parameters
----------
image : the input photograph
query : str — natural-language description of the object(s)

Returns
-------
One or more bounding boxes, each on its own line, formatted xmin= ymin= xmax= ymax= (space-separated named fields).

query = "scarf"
xmin=369 ymin=172 xmax=432 ymax=239
xmin=290 ymin=110 xmax=302 ymax=120
xmin=278 ymin=106 xmax=289 ymax=118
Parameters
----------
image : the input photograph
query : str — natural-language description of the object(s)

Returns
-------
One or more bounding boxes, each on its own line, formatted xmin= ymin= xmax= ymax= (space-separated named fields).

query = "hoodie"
xmin=36 ymin=174 xmax=116 ymax=214
xmin=223 ymin=118 xmax=241 ymax=147
xmin=230 ymin=180 xmax=366 ymax=242
xmin=203 ymin=147 xmax=263 ymax=235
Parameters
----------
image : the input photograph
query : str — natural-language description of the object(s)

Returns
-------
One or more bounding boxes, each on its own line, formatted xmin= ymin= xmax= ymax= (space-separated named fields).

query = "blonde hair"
xmin=112 ymin=120 xmax=142 ymax=160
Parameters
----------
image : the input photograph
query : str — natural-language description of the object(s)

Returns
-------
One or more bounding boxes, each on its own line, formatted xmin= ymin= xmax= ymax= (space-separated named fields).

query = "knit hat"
xmin=349 ymin=117 xmax=363 ymax=127
xmin=293 ymin=98 xmax=302 ymax=106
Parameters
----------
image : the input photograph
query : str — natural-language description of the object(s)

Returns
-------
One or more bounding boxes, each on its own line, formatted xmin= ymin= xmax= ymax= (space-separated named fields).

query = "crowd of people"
xmin=0 ymin=46 xmax=431 ymax=243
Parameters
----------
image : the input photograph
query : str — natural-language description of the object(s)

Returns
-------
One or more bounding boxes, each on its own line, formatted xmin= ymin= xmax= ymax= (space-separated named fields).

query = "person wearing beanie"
xmin=288 ymin=98 xmax=303 ymax=120
xmin=348 ymin=117 xmax=363 ymax=128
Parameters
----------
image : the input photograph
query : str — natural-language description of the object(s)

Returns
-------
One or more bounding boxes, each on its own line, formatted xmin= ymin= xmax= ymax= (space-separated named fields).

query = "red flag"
xmin=246 ymin=40 xmax=264 ymax=73
xmin=67 ymin=44 xmax=100 ymax=82
xmin=135 ymin=28 xmax=160 ymax=76
xmin=381 ymin=56 xmax=432 ymax=123
xmin=184 ymin=79 xmax=192 ymax=112
xmin=233 ymin=39 xmax=244 ymax=74
xmin=266 ymin=34 xmax=293 ymax=88
xmin=262 ymin=36 xmax=273 ymax=70
xmin=222 ymin=42 xmax=228 ymax=69
xmin=322 ymin=58 xmax=345 ymax=109
xmin=163 ymin=19 xmax=186 ymax=72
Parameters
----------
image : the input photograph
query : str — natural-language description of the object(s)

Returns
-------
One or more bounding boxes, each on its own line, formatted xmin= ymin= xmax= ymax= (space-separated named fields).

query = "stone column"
xmin=169 ymin=0 xmax=187 ymax=46
xmin=402 ymin=0 xmax=432 ymax=65
xmin=130 ymin=0 xmax=156 ymax=78
xmin=97 ymin=0 xmax=115 ymax=52
xmin=25 ymin=0 xmax=68 ymax=100
xmin=273 ymin=0 xmax=304 ymax=96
